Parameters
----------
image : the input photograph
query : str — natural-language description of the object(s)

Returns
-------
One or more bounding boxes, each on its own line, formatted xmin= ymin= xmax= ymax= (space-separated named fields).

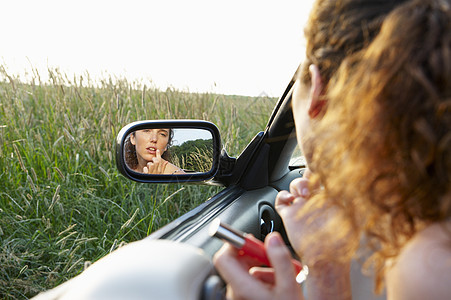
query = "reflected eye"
xmin=159 ymin=131 xmax=168 ymax=138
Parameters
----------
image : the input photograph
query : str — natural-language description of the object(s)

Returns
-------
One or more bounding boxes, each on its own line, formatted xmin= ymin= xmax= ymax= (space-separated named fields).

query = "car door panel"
xmin=148 ymin=186 xmax=245 ymax=242
xmin=184 ymin=186 xmax=280 ymax=257
xmin=270 ymin=167 xmax=306 ymax=192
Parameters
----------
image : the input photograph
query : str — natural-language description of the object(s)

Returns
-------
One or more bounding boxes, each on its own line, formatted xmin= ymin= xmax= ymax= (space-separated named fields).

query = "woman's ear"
xmin=130 ymin=134 xmax=136 ymax=145
xmin=308 ymin=64 xmax=327 ymax=119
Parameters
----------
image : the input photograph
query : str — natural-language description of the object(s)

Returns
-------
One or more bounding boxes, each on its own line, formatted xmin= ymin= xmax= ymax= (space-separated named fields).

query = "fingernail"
xmin=268 ymin=233 xmax=283 ymax=247
xmin=301 ymin=188 xmax=309 ymax=197
xmin=281 ymin=192 xmax=293 ymax=200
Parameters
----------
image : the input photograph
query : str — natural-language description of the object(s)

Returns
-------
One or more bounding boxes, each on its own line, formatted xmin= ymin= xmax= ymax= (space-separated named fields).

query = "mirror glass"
xmin=124 ymin=128 xmax=214 ymax=175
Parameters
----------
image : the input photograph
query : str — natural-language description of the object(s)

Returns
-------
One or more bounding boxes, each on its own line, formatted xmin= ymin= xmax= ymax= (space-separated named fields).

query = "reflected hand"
xmin=143 ymin=149 xmax=168 ymax=174
xmin=213 ymin=232 xmax=304 ymax=300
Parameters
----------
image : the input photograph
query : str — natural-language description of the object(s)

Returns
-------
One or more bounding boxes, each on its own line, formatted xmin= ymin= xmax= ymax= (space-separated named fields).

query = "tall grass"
xmin=0 ymin=66 xmax=277 ymax=299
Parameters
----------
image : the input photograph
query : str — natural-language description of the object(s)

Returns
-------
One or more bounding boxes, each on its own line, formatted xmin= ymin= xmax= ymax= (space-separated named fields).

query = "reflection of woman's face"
xmin=130 ymin=129 xmax=170 ymax=163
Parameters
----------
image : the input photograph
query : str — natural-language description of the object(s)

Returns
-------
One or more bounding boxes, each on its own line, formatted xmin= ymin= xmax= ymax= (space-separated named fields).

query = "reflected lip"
xmin=146 ymin=147 xmax=157 ymax=153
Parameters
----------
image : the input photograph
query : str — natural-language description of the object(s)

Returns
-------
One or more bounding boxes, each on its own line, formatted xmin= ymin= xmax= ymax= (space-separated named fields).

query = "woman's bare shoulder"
xmin=386 ymin=221 xmax=451 ymax=300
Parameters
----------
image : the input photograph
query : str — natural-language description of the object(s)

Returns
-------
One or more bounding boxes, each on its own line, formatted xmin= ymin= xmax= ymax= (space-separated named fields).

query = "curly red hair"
xmin=307 ymin=0 xmax=451 ymax=292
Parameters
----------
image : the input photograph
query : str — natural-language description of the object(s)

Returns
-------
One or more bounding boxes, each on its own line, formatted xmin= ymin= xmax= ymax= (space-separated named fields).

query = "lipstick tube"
xmin=209 ymin=218 xmax=308 ymax=283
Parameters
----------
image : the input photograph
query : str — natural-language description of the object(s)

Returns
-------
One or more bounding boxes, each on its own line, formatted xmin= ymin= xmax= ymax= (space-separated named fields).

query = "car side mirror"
xmin=116 ymin=120 xmax=221 ymax=183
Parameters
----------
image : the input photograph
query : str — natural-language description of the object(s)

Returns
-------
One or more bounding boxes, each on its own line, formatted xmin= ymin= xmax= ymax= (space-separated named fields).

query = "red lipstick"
xmin=209 ymin=218 xmax=308 ymax=283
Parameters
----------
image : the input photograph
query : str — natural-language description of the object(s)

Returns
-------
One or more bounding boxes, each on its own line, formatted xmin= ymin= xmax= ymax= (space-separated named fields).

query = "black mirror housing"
xmin=116 ymin=120 xmax=221 ymax=183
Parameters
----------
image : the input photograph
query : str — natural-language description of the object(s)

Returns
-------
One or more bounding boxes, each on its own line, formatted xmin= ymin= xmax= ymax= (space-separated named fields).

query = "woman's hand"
xmin=142 ymin=149 xmax=168 ymax=174
xmin=213 ymin=232 xmax=304 ymax=300
xmin=276 ymin=169 xmax=350 ymax=263
xmin=275 ymin=169 xmax=318 ymax=261
xmin=275 ymin=169 xmax=352 ymax=300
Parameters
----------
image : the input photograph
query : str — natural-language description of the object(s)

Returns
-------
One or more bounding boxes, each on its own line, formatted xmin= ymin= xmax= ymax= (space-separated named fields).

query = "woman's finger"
xmin=275 ymin=190 xmax=295 ymax=208
xmin=275 ymin=190 xmax=307 ymax=220
xmin=152 ymin=157 xmax=167 ymax=174
xmin=250 ymin=267 xmax=275 ymax=285
xmin=289 ymin=177 xmax=310 ymax=199
xmin=213 ymin=244 xmax=271 ymax=299
xmin=160 ymin=160 xmax=168 ymax=173
xmin=156 ymin=149 xmax=161 ymax=159
xmin=147 ymin=162 xmax=156 ymax=174
xmin=265 ymin=233 xmax=303 ymax=296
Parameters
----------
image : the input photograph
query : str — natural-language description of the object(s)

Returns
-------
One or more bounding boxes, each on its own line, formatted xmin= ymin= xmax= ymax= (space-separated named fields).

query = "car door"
xmin=132 ymin=73 xmax=385 ymax=300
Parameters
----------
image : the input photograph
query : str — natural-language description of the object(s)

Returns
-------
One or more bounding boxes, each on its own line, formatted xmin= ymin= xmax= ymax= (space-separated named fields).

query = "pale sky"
xmin=172 ymin=129 xmax=212 ymax=146
xmin=1 ymin=0 xmax=313 ymax=97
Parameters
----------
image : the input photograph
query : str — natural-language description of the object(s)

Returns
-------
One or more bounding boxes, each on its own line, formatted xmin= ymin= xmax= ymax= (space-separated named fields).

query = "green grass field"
xmin=0 ymin=66 xmax=277 ymax=299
